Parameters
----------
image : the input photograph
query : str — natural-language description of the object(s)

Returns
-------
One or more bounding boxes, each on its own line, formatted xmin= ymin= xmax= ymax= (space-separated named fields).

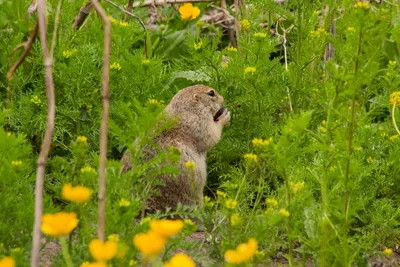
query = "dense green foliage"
xmin=1 ymin=0 xmax=400 ymax=266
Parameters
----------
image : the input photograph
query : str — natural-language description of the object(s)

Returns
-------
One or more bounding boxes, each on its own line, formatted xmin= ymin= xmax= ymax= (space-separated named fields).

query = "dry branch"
xmin=72 ymin=0 xmax=94 ymax=30
xmin=90 ymin=0 xmax=111 ymax=242
xmin=102 ymin=0 xmax=148 ymax=57
xmin=130 ymin=0 xmax=213 ymax=7
xmin=125 ymin=0 xmax=135 ymax=21
xmin=220 ymin=0 xmax=236 ymax=46
xmin=324 ymin=19 xmax=336 ymax=61
xmin=28 ymin=0 xmax=38 ymax=15
xmin=31 ymin=0 xmax=57 ymax=266
xmin=6 ymin=22 xmax=39 ymax=112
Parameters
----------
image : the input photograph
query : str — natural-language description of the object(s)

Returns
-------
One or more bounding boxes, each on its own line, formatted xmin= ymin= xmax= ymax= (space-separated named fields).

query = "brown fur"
xmin=121 ymin=85 xmax=230 ymax=211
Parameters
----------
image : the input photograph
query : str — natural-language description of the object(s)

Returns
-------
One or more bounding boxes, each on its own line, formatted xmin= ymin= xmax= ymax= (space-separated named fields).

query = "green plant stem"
xmin=284 ymin=169 xmax=293 ymax=266
xmin=243 ymin=178 xmax=264 ymax=234
xmin=60 ymin=236 xmax=73 ymax=267
xmin=342 ymin=21 xmax=363 ymax=267
xmin=392 ymin=103 xmax=400 ymax=135
xmin=343 ymin=25 xmax=363 ymax=236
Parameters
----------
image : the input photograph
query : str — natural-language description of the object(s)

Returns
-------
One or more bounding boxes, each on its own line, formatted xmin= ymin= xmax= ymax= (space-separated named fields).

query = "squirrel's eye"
xmin=207 ymin=90 xmax=215 ymax=97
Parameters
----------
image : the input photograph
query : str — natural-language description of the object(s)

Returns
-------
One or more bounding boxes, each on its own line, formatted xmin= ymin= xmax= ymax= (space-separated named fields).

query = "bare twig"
xmin=125 ymin=0 xmax=135 ymax=21
xmin=31 ymin=0 xmax=57 ymax=266
xmin=129 ymin=0 xmax=213 ymax=8
xmin=279 ymin=22 xmax=294 ymax=113
xmin=324 ymin=18 xmax=336 ymax=61
xmin=28 ymin=0 xmax=38 ymax=15
xmin=72 ymin=0 xmax=94 ymax=30
xmin=103 ymin=0 xmax=147 ymax=32
xmin=6 ymin=22 xmax=39 ymax=113
xmin=73 ymin=0 xmax=213 ymax=29
xmin=91 ymin=0 xmax=111 ymax=242
xmin=233 ymin=0 xmax=241 ymax=46
xmin=102 ymin=0 xmax=148 ymax=57
xmin=219 ymin=0 xmax=235 ymax=46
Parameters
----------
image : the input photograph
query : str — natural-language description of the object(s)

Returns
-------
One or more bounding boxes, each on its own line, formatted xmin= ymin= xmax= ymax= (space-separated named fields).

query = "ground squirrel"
xmin=121 ymin=84 xmax=230 ymax=211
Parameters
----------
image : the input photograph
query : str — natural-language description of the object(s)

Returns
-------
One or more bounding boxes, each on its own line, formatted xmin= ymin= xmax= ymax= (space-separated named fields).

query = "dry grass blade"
xmin=90 ymin=0 xmax=111 ymax=241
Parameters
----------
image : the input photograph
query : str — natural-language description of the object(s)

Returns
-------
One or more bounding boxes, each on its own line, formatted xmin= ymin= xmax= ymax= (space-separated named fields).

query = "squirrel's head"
xmin=166 ymin=84 xmax=226 ymax=122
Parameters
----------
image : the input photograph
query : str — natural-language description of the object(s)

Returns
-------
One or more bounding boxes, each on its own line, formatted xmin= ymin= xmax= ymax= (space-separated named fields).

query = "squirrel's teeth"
xmin=213 ymin=107 xmax=226 ymax=121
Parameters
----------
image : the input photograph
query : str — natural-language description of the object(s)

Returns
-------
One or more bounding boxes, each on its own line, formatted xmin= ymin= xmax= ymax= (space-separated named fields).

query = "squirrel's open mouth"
xmin=213 ymin=107 xmax=226 ymax=122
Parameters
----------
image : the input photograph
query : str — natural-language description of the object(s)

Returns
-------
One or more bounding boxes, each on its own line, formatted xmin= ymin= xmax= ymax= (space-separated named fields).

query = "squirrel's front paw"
xmin=218 ymin=109 xmax=231 ymax=125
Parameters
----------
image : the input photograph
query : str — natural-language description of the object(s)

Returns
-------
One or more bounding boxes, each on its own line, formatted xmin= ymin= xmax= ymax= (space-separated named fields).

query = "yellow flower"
xmin=254 ymin=32 xmax=267 ymax=39
xmin=383 ymin=248 xmax=393 ymax=256
xmin=390 ymin=135 xmax=399 ymax=142
xmin=354 ymin=1 xmax=370 ymax=9
xmin=163 ymin=253 xmax=195 ymax=267
xmin=244 ymin=67 xmax=256 ymax=75
xmin=41 ymin=212 xmax=79 ymax=237
xmin=240 ymin=19 xmax=251 ymax=30
xmin=119 ymin=198 xmax=131 ymax=207
xmin=252 ymin=137 xmax=272 ymax=147
xmin=0 ymin=257 xmax=15 ymax=267
xmin=80 ymin=262 xmax=107 ymax=267
xmin=216 ymin=190 xmax=227 ymax=198
xmin=63 ymin=50 xmax=77 ymax=59
xmin=290 ymin=181 xmax=305 ymax=194
xmin=108 ymin=234 xmax=120 ymax=243
xmin=62 ymin=184 xmax=92 ymax=203
xmin=80 ymin=166 xmax=96 ymax=174
xmin=227 ymin=46 xmax=237 ymax=52
xmin=321 ymin=127 xmax=327 ymax=133
xmin=133 ymin=231 xmax=166 ymax=257
xmin=184 ymin=161 xmax=196 ymax=170
xmin=11 ymin=161 xmax=22 ymax=167
xmin=6 ymin=132 xmax=12 ymax=137
xmin=225 ymin=199 xmax=238 ymax=209
xmin=390 ymin=92 xmax=400 ymax=106
xmin=129 ymin=260 xmax=137 ymax=266
xmin=224 ymin=238 xmax=258 ymax=264
xmin=150 ymin=219 xmax=184 ymax=238
xmin=89 ymin=239 xmax=118 ymax=261
xmin=321 ymin=120 xmax=327 ymax=125
xmin=179 ymin=3 xmax=200 ymax=20
xmin=142 ymin=59 xmax=150 ymax=65
xmin=184 ymin=219 xmax=195 ymax=226
xmin=279 ymin=208 xmax=290 ymax=217
xmin=119 ymin=21 xmax=128 ymax=27
xmin=230 ymin=213 xmax=240 ymax=226
xmin=244 ymin=153 xmax=257 ymax=162
xmin=147 ymin=99 xmax=163 ymax=107
xmin=204 ymin=196 xmax=215 ymax=208
xmin=266 ymin=198 xmax=278 ymax=207
xmin=309 ymin=28 xmax=326 ymax=38
xmin=194 ymin=40 xmax=203 ymax=50
xmin=389 ymin=60 xmax=397 ymax=67
xmin=110 ymin=62 xmax=121 ymax=71
xmin=77 ymin=136 xmax=88 ymax=143
xmin=108 ymin=16 xmax=118 ymax=24
xmin=30 ymin=95 xmax=42 ymax=106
